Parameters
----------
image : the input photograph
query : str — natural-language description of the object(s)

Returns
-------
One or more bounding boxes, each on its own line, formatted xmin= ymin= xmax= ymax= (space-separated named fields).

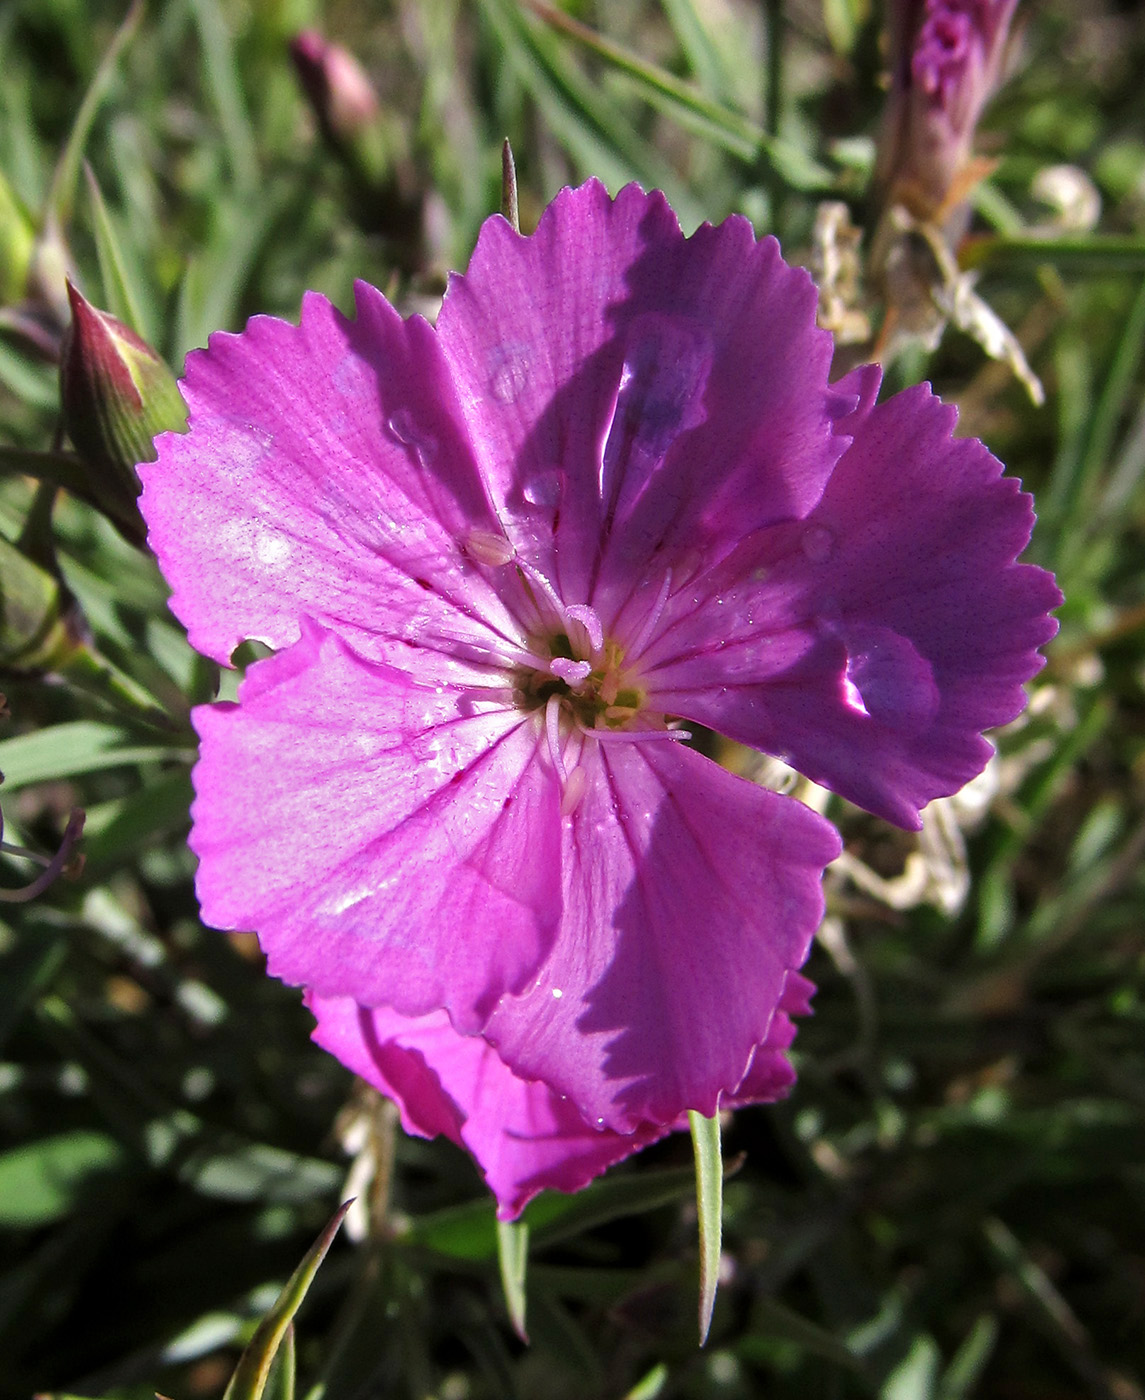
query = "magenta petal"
xmin=484 ymin=739 xmax=840 ymax=1135
xmin=139 ymin=282 xmax=521 ymax=671
xmin=649 ymin=377 xmax=1062 ymax=827
xmin=436 ymin=181 xmax=849 ymax=613
xmin=308 ymin=996 xmax=672 ymax=1220
xmin=725 ymin=971 xmax=815 ymax=1105
xmin=191 ymin=622 xmax=562 ymax=1026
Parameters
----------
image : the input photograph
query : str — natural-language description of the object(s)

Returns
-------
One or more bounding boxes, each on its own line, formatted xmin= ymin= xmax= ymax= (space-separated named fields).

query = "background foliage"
xmin=1 ymin=1 xmax=1144 ymax=1397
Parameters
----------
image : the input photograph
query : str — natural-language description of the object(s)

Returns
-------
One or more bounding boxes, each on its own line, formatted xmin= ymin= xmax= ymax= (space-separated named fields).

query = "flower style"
xmin=140 ymin=181 xmax=1059 ymax=1218
xmin=876 ymin=0 xmax=1019 ymax=223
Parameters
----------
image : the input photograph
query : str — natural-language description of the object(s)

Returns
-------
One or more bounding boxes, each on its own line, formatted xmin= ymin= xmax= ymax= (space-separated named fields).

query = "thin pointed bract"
xmin=221 ymin=1200 xmax=352 ymax=1400
xmin=689 ymin=1109 xmax=722 ymax=1345
xmin=501 ymin=139 xmax=520 ymax=233
xmin=496 ymin=1217 xmax=530 ymax=1342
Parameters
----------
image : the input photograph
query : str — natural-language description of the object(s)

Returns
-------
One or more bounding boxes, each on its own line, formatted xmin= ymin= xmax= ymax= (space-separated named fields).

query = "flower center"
xmin=517 ymin=620 xmax=646 ymax=733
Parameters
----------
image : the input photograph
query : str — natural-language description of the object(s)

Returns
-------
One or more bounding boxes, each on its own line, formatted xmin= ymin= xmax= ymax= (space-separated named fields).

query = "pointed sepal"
xmin=221 ymin=1200 xmax=352 ymax=1400
xmin=689 ymin=1109 xmax=723 ymax=1346
xmin=496 ymin=1216 xmax=529 ymax=1343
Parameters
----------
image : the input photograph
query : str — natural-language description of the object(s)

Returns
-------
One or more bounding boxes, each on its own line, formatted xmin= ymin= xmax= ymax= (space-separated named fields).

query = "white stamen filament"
xmin=515 ymin=559 xmax=568 ymax=631
xmin=624 ymin=570 xmax=673 ymax=663
xmin=561 ymin=764 xmax=588 ymax=815
xmin=578 ymin=719 xmax=692 ymax=743
xmin=545 ymin=693 xmax=568 ymax=784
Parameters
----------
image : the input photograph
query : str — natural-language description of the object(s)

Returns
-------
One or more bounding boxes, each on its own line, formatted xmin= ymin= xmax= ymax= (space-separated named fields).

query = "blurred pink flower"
xmin=290 ymin=30 xmax=379 ymax=148
xmin=876 ymin=0 xmax=1020 ymax=220
xmin=140 ymin=181 xmax=1059 ymax=1216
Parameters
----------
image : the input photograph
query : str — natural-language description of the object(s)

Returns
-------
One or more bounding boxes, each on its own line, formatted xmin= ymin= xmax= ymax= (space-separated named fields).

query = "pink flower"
xmin=876 ymin=0 xmax=1019 ymax=220
xmin=289 ymin=30 xmax=380 ymax=148
xmin=139 ymin=181 xmax=1059 ymax=1218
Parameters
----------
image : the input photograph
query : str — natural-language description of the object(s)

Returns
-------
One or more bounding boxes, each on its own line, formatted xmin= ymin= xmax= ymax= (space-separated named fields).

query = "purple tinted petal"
xmin=649 ymin=379 xmax=1061 ymax=828
xmin=308 ymin=997 xmax=671 ymax=1220
xmin=484 ymin=739 xmax=840 ymax=1134
xmin=140 ymin=283 xmax=521 ymax=671
xmin=436 ymin=181 xmax=851 ymax=619
xmin=724 ymin=971 xmax=815 ymax=1105
xmin=192 ymin=622 xmax=562 ymax=1026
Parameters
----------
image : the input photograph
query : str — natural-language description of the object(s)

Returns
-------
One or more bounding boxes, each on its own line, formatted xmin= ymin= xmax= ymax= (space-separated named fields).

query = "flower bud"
xmin=875 ymin=0 xmax=1019 ymax=224
xmin=59 ymin=281 xmax=187 ymax=528
xmin=290 ymin=30 xmax=380 ymax=147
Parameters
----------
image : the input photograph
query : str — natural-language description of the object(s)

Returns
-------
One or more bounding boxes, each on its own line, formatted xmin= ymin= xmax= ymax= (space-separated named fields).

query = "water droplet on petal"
xmin=843 ymin=625 xmax=939 ymax=733
xmin=386 ymin=408 xmax=417 ymax=445
xmin=523 ymin=468 xmax=563 ymax=508
xmin=488 ymin=343 xmax=530 ymax=403
xmin=219 ymin=419 xmax=275 ymax=478
xmin=386 ymin=409 xmax=438 ymax=465
xmin=800 ymin=525 xmax=835 ymax=563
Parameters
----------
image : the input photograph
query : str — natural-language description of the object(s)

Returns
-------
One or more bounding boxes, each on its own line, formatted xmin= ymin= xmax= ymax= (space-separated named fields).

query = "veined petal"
xmin=647 ymin=372 xmax=1061 ymax=828
xmin=308 ymin=998 xmax=673 ymax=1220
xmin=725 ymin=971 xmax=815 ymax=1105
xmin=192 ymin=622 xmax=562 ymax=1027
xmin=483 ymin=739 xmax=840 ymax=1135
xmin=436 ymin=181 xmax=850 ymax=619
xmin=140 ymin=282 xmax=523 ymax=674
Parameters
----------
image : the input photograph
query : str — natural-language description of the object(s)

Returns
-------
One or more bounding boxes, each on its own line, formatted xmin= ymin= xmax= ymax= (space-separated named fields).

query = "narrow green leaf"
xmin=187 ymin=0 xmax=259 ymax=192
xmin=0 ymin=336 xmax=58 ymax=407
xmin=662 ymin=0 xmax=735 ymax=102
xmin=938 ymin=1315 xmax=999 ymax=1400
xmin=0 ymin=1130 xmax=127 ymax=1227
xmin=45 ymin=0 xmax=144 ymax=224
xmin=477 ymin=0 xmax=703 ymax=227
xmin=263 ymin=1323 xmax=296 ymax=1400
xmin=0 ymin=722 xmax=189 ymax=790
xmin=172 ymin=188 xmax=288 ymax=352
xmin=743 ymin=1298 xmax=867 ymax=1371
xmin=83 ymin=162 xmax=149 ymax=338
xmin=177 ymin=1138 xmax=343 ymax=1204
xmin=960 ymin=232 xmax=1145 ymax=274
xmin=883 ymin=1334 xmax=942 ymax=1400
xmin=822 ymin=0 xmax=871 ymax=55
xmin=689 ymin=1109 xmax=722 ymax=1345
xmin=496 ymin=1217 xmax=529 ymax=1342
xmin=531 ymin=1163 xmax=697 ymax=1249
xmin=408 ymin=1163 xmax=696 ymax=1260
xmin=80 ymin=770 xmax=194 ymax=876
xmin=526 ymin=0 xmax=833 ymax=191
xmin=1075 ymin=275 xmax=1145 ymax=527
xmin=0 ymin=445 xmax=96 ymax=504
xmin=622 ymin=1364 xmax=669 ymax=1400
xmin=222 ymin=1200 xmax=352 ymax=1400
xmin=0 ymin=929 xmax=66 ymax=1052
